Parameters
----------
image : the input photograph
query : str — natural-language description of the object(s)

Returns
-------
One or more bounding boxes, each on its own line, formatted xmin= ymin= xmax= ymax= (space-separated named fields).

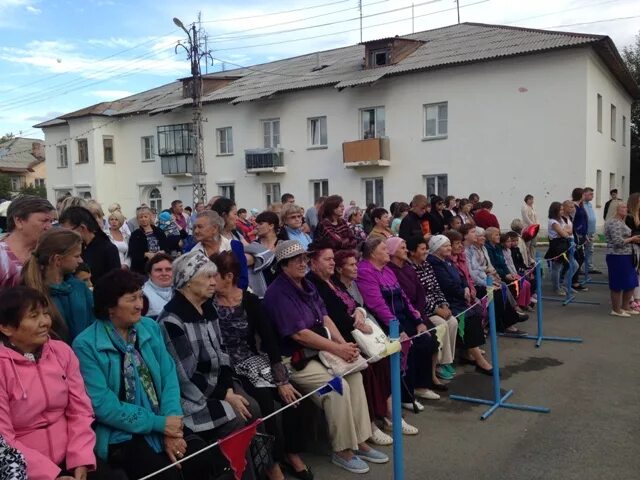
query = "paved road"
xmin=302 ymin=252 xmax=640 ymax=480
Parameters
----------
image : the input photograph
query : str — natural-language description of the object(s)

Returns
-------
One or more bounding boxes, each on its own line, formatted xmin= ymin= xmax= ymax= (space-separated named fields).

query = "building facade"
xmin=36 ymin=23 xmax=637 ymax=227
xmin=0 ymin=137 xmax=47 ymax=198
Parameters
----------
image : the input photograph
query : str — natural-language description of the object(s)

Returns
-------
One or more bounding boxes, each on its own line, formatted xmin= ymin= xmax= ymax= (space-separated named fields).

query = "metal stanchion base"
xmin=498 ymin=333 xmax=583 ymax=348
xmin=542 ymin=295 xmax=600 ymax=306
xmin=450 ymin=389 xmax=551 ymax=420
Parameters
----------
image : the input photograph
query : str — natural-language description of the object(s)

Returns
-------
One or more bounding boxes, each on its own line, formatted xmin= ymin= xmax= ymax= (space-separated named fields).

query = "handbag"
xmin=318 ymin=327 xmax=368 ymax=376
xmin=351 ymin=312 xmax=388 ymax=361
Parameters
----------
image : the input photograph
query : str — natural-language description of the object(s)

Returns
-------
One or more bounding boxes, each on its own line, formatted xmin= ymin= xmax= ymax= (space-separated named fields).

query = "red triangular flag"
xmin=218 ymin=419 xmax=261 ymax=480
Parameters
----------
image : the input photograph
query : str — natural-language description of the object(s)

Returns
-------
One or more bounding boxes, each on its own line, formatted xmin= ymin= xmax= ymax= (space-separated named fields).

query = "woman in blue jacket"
xmin=73 ymin=268 xmax=215 ymax=480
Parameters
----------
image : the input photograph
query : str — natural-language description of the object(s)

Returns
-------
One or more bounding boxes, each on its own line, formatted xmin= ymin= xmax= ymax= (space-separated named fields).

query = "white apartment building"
xmin=36 ymin=23 xmax=638 ymax=227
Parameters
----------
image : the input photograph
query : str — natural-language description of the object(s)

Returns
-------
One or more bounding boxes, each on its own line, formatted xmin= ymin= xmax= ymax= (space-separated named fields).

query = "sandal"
xmin=368 ymin=425 xmax=393 ymax=446
xmin=383 ymin=417 xmax=419 ymax=435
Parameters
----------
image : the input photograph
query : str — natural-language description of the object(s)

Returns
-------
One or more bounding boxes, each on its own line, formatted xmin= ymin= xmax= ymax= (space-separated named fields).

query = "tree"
xmin=0 ymin=133 xmax=14 ymax=144
xmin=19 ymin=184 xmax=47 ymax=198
xmin=0 ymin=173 xmax=12 ymax=200
xmin=622 ymin=31 xmax=640 ymax=192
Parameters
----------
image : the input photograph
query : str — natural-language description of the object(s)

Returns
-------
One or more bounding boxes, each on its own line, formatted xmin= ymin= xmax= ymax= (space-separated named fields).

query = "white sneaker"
xmin=401 ymin=400 xmax=424 ymax=412
xmin=368 ymin=424 xmax=393 ymax=446
xmin=623 ymin=309 xmax=640 ymax=316
xmin=414 ymin=388 xmax=440 ymax=400
xmin=383 ymin=417 xmax=419 ymax=435
xmin=610 ymin=310 xmax=631 ymax=317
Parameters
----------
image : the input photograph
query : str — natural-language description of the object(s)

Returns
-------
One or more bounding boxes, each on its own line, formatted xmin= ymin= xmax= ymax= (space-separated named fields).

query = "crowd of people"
xmin=0 ymin=186 xmax=634 ymax=480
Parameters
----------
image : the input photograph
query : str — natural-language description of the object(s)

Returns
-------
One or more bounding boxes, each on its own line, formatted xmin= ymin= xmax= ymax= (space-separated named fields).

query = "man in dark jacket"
xmin=400 ymin=194 xmax=431 ymax=242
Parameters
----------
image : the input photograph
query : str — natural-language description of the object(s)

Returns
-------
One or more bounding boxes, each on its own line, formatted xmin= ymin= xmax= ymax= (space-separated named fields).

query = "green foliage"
xmin=0 ymin=133 xmax=14 ymax=144
xmin=0 ymin=173 xmax=12 ymax=200
xmin=622 ymin=32 xmax=640 ymax=190
xmin=19 ymin=184 xmax=47 ymax=198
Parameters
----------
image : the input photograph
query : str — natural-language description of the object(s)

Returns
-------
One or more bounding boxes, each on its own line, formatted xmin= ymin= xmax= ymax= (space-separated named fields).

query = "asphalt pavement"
xmin=301 ymin=251 xmax=640 ymax=480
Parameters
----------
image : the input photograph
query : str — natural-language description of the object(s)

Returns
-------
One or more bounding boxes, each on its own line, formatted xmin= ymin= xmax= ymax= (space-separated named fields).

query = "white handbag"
xmin=351 ymin=312 xmax=389 ymax=361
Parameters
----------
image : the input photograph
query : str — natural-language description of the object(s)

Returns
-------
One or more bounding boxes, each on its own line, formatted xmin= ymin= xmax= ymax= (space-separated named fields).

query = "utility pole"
xmin=173 ymin=16 xmax=212 ymax=206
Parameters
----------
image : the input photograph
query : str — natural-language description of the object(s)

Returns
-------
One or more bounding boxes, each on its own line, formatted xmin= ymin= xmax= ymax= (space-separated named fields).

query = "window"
xmin=141 ymin=136 xmax=155 ymax=161
xmin=9 ymin=176 xmax=25 ymax=191
xmin=596 ymin=170 xmax=602 ymax=207
xmin=34 ymin=178 xmax=45 ymax=188
xmin=56 ymin=145 xmax=68 ymax=168
xmin=218 ymin=183 xmax=235 ymax=201
xmin=262 ymin=119 xmax=280 ymax=148
xmin=311 ymin=179 xmax=329 ymax=202
xmin=103 ymin=136 xmax=114 ymax=163
xmin=77 ymin=139 xmax=88 ymax=164
xmin=308 ymin=117 xmax=327 ymax=147
xmin=609 ymin=172 xmax=616 ymax=193
xmin=78 ymin=190 xmax=92 ymax=200
xmin=425 ymin=174 xmax=448 ymax=198
xmin=364 ymin=177 xmax=384 ymax=207
xmin=158 ymin=124 xmax=194 ymax=155
xmin=369 ymin=48 xmax=390 ymax=67
xmin=597 ymin=94 xmax=602 ymax=132
xmin=148 ymin=188 xmax=162 ymax=211
xmin=264 ymin=183 xmax=281 ymax=207
xmin=360 ymin=107 xmax=385 ymax=139
xmin=216 ymin=127 xmax=233 ymax=155
xmin=610 ymin=104 xmax=616 ymax=141
xmin=424 ymin=102 xmax=448 ymax=138
xmin=623 ymin=116 xmax=627 ymax=146
xmin=622 ymin=176 xmax=626 ymax=196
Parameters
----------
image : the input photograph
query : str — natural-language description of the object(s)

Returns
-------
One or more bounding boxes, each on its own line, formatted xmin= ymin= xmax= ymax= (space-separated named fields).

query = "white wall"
xmin=42 ymin=46 xmax=633 ymax=228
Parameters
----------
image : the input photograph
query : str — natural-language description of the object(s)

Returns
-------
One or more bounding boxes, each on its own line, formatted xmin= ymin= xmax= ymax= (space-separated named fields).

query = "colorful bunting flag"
xmin=384 ymin=340 xmax=401 ymax=357
xmin=218 ymin=420 xmax=262 ymax=480
xmin=487 ymin=287 xmax=494 ymax=303
xmin=457 ymin=312 xmax=465 ymax=340
xmin=318 ymin=376 xmax=344 ymax=396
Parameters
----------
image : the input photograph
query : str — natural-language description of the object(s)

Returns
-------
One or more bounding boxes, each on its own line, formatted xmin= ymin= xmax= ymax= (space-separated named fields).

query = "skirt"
xmin=606 ymin=254 xmax=639 ymax=292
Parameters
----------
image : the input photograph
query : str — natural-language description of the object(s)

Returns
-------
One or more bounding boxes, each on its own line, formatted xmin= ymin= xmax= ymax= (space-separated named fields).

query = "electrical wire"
xmin=201 ymin=0 xmax=352 ymax=23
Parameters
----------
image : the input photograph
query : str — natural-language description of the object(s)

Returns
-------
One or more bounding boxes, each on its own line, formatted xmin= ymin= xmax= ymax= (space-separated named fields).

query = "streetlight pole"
xmin=174 ymin=16 xmax=210 ymax=206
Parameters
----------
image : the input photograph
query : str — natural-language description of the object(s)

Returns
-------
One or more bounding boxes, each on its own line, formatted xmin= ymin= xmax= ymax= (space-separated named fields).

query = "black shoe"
xmin=283 ymin=462 xmax=314 ymax=480
xmin=504 ymin=328 xmax=528 ymax=337
xmin=589 ymin=269 xmax=603 ymax=274
xmin=475 ymin=365 xmax=494 ymax=376
xmin=432 ymin=383 xmax=449 ymax=392
xmin=516 ymin=313 xmax=529 ymax=322
xmin=573 ymin=284 xmax=589 ymax=291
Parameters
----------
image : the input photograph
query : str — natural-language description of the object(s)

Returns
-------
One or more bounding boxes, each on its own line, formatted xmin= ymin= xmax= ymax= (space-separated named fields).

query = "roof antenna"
xmin=359 ymin=0 xmax=363 ymax=43
xmin=456 ymin=0 xmax=460 ymax=24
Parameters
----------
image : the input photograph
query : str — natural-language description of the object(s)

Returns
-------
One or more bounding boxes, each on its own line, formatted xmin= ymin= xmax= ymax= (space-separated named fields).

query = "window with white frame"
xmin=364 ymin=177 xmax=384 ymax=207
xmin=308 ymin=117 xmax=327 ymax=147
xmin=425 ymin=174 xmax=448 ymax=198
xmin=262 ymin=119 xmax=280 ymax=148
xmin=264 ymin=183 xmax=281 ymax=207
xmin=311 ymin=179 xmax=329 ymax=202
xmin=9 ymin=176 xmax=25 ymax=191
xmin=57 ymin=145 xmax=68 ymax=168
xmin=149 ymin=188 xmax=162 ymax=212
xmin=103 ymin=136 xmax=114 ymax=163
xmin=360 ymin=107 xmax=385 ymax=139
xmin=217 ymin=127 xmax=233 ymax=155
xmin=141 ymin=136 xmax=155 ymax=161
xmin=78 ymin=190 xmax=92 ymax=200
xmin=610 ymin=104 xmax=616 ymax=141
xmin=218 ymin=183 xmax=235 ymax=201
xmin=597 ymin=94 xmax=602 ymax=132
xmin=424 ymin=102 xmax=448 ymax=138
xmin=77 ymin=139 xmax=88 ymax=164
xmin=622 ymin=115 xmax=627 ymax=146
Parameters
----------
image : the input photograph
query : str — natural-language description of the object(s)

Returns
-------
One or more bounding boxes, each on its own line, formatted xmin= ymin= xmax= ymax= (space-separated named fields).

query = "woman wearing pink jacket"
xmin=0 ymin=286 xmax=119 ymax=480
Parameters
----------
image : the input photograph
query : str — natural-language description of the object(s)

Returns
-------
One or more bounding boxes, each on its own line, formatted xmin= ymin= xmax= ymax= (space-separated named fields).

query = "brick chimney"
xmin=31 ymin=142 xmax=45 ymax=161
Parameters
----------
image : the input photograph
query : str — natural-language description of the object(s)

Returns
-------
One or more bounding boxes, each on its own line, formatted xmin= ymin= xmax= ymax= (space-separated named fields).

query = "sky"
xmin=0 ymin=0 xmax=638 ymax=140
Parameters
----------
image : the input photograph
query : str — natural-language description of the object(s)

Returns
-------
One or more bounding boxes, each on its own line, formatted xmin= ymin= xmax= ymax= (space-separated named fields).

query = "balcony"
xmin=161 ymin=155 xmax=195 ymax=176
xmin=342 ymin=137 xmax=390 ymax=168
xmin=245 ymin=148 xmax=287 ymax=174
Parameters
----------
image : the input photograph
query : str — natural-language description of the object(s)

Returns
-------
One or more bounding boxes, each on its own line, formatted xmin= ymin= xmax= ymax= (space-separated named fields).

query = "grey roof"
xmin=34 ymin=22 xmax=639 ymax=128
xmin=0 ymin=137 xmax=44 ymax=172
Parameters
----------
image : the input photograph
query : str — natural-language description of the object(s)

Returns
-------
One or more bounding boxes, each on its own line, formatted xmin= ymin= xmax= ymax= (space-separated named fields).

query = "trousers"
xmin=429 ymin=314 xmax=458 ymax=365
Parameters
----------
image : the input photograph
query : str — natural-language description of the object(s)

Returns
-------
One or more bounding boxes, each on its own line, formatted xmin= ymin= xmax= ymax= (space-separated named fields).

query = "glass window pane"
xmin=375 ymin=178 xmax=384 ymax=207
xmin=376 ymin=108 xmax=385 ymax=138
xmin=426 ymin=177 xmax=436 ymax=197
xmin=365 ymin=180 xmax=373 ymax=206
xmin=437 ymin=175 xmax=448 ymax=197
xmin=322 ymin=180 xmax=329 ymax=196
xmin=320 ymin=117 xmax=327 ymax=145
xmin=227 ymin=129 xmax=233 ymax=153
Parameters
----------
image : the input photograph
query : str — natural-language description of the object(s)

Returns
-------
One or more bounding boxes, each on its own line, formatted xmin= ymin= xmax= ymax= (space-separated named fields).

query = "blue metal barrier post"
xmin=501 ymin=253 xmax=583 ymax=347
xmin=450 ymin=277 xmax=551 ymax=420
xmin=389 ymin=319 xmax=404 ymax=480
xmin=544 ymin=240 xmax=600 ymax=306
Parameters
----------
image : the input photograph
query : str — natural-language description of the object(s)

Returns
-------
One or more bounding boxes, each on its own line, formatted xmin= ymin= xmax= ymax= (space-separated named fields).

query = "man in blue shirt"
xmin=571 ymin=188 xmax=589 ymax=289
xmin=582 ymin=187 xmax=602 ymax=277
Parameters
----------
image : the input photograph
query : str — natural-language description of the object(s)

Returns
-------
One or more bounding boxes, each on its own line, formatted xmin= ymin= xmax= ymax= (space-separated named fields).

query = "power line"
xmin=505 ymin=0 xmax=626 ymax=25
xmin=545 ymin=14 xmax=640 ymax=29
xmin=201 ymin=0 xmax=351 ymax=23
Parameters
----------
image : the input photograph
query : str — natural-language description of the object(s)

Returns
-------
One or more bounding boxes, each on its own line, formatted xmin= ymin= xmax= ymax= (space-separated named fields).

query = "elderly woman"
xmin=73 ymin=269 xmax=214 ymax=480
xmin=278 ymin=203 xmax=312 ymax=249
xmin=0 ymin=195 xmax=55 ymax=289
xmin=367 ymin=208 xmax=393 ymax=240
xmin=127 ymin=206 xmax=168 ymax=275
xmin=106 ymin=210 xmax=130 ymax=268
xmin=59 ymin=206 xmax=121 ymax=281
xmin=356 ymin=237 xmax=440 ymax=410
xmin=385 ymin=237 xmax=449 ymax=388
xmin=0 ymin=287 xmax=101 ymax=480
xmin=264 ymin=240 xmax=386 ymax=474
xmin=192 ymin=210 xmax=231 ymax=257
xmin=159 ymin=251 xmax=263 ymax=476
xmin=212 ymin=252 xmax=308 ymax=480
xmin=427 ymin=235 xmax=493 ymax=375
xmin=315 ymin=195 xmax=357 ymax=251
xmin=605 ymin=202 xmax=640 ymax=317
xmin=405 ymin=235 xmax=459 ymax=381
xmin=21 ymin=229 xmax=95 ymax=342
xmin=142 ymin=253 xmax=174 ymax=319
